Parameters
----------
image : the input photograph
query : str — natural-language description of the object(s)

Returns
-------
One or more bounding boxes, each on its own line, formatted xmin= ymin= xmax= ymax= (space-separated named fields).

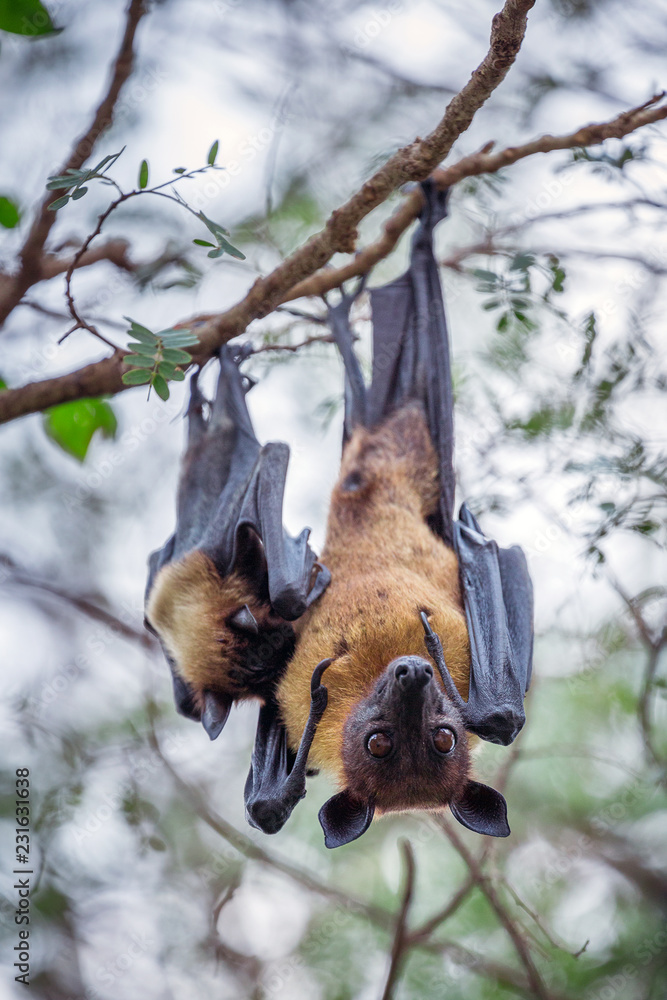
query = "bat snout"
xmin=391 ymin=657 xmax=433 ymax=691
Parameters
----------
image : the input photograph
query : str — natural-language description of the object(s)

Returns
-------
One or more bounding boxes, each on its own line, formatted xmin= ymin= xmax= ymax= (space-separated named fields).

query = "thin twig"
xmin=380 ymin=841 xmax=417 ymax=1000
xmin=500 ymin=876 xmax=589 ymax=959
xmin=0 ymin=0 xmax=537 ymax=418
xmin=252 ymin=333 xmax=335 ymax=355
xmin=4 ymin=90 xmax=667 ymax=423
xmin=0 ymin=555 xmax=155 ymax=650
xmin=435 ymin=816 xmax=553 ymax=1000
xmin=0 ymin=0 xmax=148 ymax=326
xmin=147 ymin=724 xmax=394 ymax=930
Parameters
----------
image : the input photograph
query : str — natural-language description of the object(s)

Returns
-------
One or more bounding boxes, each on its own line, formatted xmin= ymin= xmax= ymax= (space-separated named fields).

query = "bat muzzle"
xmin=392 ymin=657 xmax=434 ymax=691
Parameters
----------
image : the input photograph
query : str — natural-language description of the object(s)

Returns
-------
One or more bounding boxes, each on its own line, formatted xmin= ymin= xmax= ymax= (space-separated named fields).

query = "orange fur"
xmin=146 ymin=552 xmax=286 ymax=706
xmin=278 ymin=405 xmax=470 ymax=782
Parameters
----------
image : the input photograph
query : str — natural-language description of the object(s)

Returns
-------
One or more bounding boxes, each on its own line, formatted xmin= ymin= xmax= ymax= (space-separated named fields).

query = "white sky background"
xmin=0 ymin=0 xmax=666 ymax=996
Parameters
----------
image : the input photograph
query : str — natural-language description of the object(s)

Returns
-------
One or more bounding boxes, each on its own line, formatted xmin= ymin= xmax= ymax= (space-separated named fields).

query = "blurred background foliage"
xmin=0 ymin=0 xmax=666 ymax=998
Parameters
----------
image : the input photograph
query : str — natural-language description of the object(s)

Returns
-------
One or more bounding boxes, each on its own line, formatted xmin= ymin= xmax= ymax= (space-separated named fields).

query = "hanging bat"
xmin=144 ymin=346 xmax=330 ymax=740
xmin=245 ymin=182 xmax=533 ymax=846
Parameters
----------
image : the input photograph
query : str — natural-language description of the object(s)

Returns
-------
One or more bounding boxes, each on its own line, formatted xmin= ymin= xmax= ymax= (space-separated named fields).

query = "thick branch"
xmin=0 ymin=0 xmax=533 ymax=420
xmin=3 ymin=79 xmax=666 ymax=425
xmin=286 ymin=92 xmax=667 ymax=301
xmin=39 ymin=239 xmax=133 ymax=280
xmin=0 ymin=0 xmax=147 ymax=325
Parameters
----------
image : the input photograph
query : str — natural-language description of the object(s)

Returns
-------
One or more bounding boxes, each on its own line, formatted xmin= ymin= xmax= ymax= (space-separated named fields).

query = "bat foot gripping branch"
xmin=244 ymin=658 xmax=332 ymax=835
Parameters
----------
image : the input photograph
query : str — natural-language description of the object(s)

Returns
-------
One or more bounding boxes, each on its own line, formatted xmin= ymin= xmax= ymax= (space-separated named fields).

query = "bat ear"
xmin=318 ymin=790 xmax=374 ymax=848
xmin=449 ymin=781 xmax=510 ymax=838
xmin=201 ymin=690 xmax=232 ymax=740
xmin=171 ymin=674 xmax=201 ymax=722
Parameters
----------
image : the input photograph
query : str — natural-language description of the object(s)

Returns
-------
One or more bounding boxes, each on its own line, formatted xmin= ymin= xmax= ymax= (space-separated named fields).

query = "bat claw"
xmin=201 ymin=690 xmax=232 ymax=740
xmin=420 ymin=610 xmax=434 ymax=637
xmin=310 ymin=657 xmax=332 ymax=694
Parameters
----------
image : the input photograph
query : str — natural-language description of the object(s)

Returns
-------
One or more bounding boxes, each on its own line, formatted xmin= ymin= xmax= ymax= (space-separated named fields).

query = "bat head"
xmin=147 ymin=550 xmax=296 ymax=741
xmin=318 ymin=655 xmax=509 ymax=848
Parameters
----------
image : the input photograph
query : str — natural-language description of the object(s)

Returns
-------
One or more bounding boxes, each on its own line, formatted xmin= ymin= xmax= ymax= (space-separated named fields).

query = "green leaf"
xmin=138 ymin=159 xmax=149 ymax=190
xmin=152 ymin=374 xmax=170 ymax=401
xmin=159 ymin=328 xmax=198 ymax=346
xmin=125 ymin=342 xmax=159 ymax=358
xmin=510 ymin=252 xmax=536 ymax=272
xmin=168 ymin=368 xmax=186 ymax=381
xmin=43 ymin=398 xmax=117 ymax=462
xmin=173 ymin=167 xmax=187 ymax=174
xmin=0 ymin=195 xmax=20 ymax=228
xmin=207 ymin=140 xmax=219 ymax=166
xmin=193 ymin=239 xmax=215 ymax=247
xmin=160 ymin=336 xmax=198 ymax=349
xmin=48 ymin=194 xmax=70 ymax=212
xmin=122 ymin=355 xmax=154 ymax=368
xmin=216 ymin=234 xmax=246 ymax=260
xmin=0 ymin=0 xmax=59 ymax=37
xmin=197 ymin=210 xmax=230 ymax=238
xmin=207 ymin=247 xmax=224 ymax=259
xmin=124 ymin=317 xmax=157 ymax=344
xmin=157 ymin=362 xmax=176 ymax=378
xmin=473 ymin=268 xmax=498 ymax=283
xmin=71 ymin=186 xmax=88 ymax=201
xmin=161 ymin=348 xmax=191 ymax=364
xmin=0 ymin=376 xmax=7 ymax=390
xmin=122 ymin=369 xmax=153 ymax=386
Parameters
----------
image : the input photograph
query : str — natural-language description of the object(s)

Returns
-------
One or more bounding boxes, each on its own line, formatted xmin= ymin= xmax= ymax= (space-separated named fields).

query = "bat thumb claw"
xmin=420 ymin=611 xmax=434 ymax=636
xmin=311 ymin=657 xmax=333 ymax=693
xmin=201 ymin=691 xmax=232 ymax=740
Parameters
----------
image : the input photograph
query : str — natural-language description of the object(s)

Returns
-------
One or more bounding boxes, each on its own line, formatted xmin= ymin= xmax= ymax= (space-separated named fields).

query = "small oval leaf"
xmin=152 ymin=374 xmax=170 ymax=401
xmin=0 ymin=0 xmax=58 ymax=36
xmin=138 ymin=159 xmax=149 ymax=190
xmin=0 ymin=196 xmax=20 ymax=228
xmin=161 ymin=348 xmax=191 ymax=364
xmin=207 ymin=140 xmax=219 ymax=166
xmin=122 ymin=369 xmax=153 ymax=385
xmin=48 ymin=195 xmax=70 ymax=212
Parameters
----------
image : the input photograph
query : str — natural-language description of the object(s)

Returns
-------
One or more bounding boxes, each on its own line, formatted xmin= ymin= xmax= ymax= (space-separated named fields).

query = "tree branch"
xmin=435 ymin=816 xmax=553 ymax=1000
xmin=0 ymin=0 xmax=534 ymax=420
xmin=39 ymin=239 xmax=133 ymax=280
xmin=380 ymin=841 xmax=416 ymax=1000
xmin=0 ymin=0 xmax=148 ymax=326
xmin=3 ymin=32 xmax=666 ymax=425
xmin=0 ymin=553 xmax=155 ymax=651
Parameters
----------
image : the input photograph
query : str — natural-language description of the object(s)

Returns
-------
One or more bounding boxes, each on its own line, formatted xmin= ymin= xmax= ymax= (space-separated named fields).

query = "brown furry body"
xmin=277 ymin=404 xmax=471 ymax=787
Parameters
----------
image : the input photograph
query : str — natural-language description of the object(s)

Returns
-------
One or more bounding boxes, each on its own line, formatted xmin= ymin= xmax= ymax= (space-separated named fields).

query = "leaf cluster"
xmin=47 ymin=150 xmax=124 ymax=211
xmin=121 ymin=319 xmax=199 ymax=401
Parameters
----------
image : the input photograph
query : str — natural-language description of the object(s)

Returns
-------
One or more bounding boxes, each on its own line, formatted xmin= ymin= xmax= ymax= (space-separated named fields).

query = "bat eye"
xmin=367 ymin=732 xmax=393 ymax=758
xmin=433 ymin=727 xmax=456 ymax=754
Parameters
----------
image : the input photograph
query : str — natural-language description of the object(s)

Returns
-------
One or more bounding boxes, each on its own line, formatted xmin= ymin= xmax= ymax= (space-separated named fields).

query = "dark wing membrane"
xmin=454 ymin=504 xmax=533 ymax=745
xmin=147 ymin=346 xmax=328 ymax=621
xmin=328 ymin=180 xmax=534 ymax=745
xmin=233 ymin=442 xmax=331 ymax=621
xmin=245 ymin=659 xmax=331 ymax=836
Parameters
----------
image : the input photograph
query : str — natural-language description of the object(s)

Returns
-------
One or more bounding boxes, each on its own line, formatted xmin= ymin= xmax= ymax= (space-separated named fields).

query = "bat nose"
xmin=394 ymin=658 xmax=433 ymax=690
